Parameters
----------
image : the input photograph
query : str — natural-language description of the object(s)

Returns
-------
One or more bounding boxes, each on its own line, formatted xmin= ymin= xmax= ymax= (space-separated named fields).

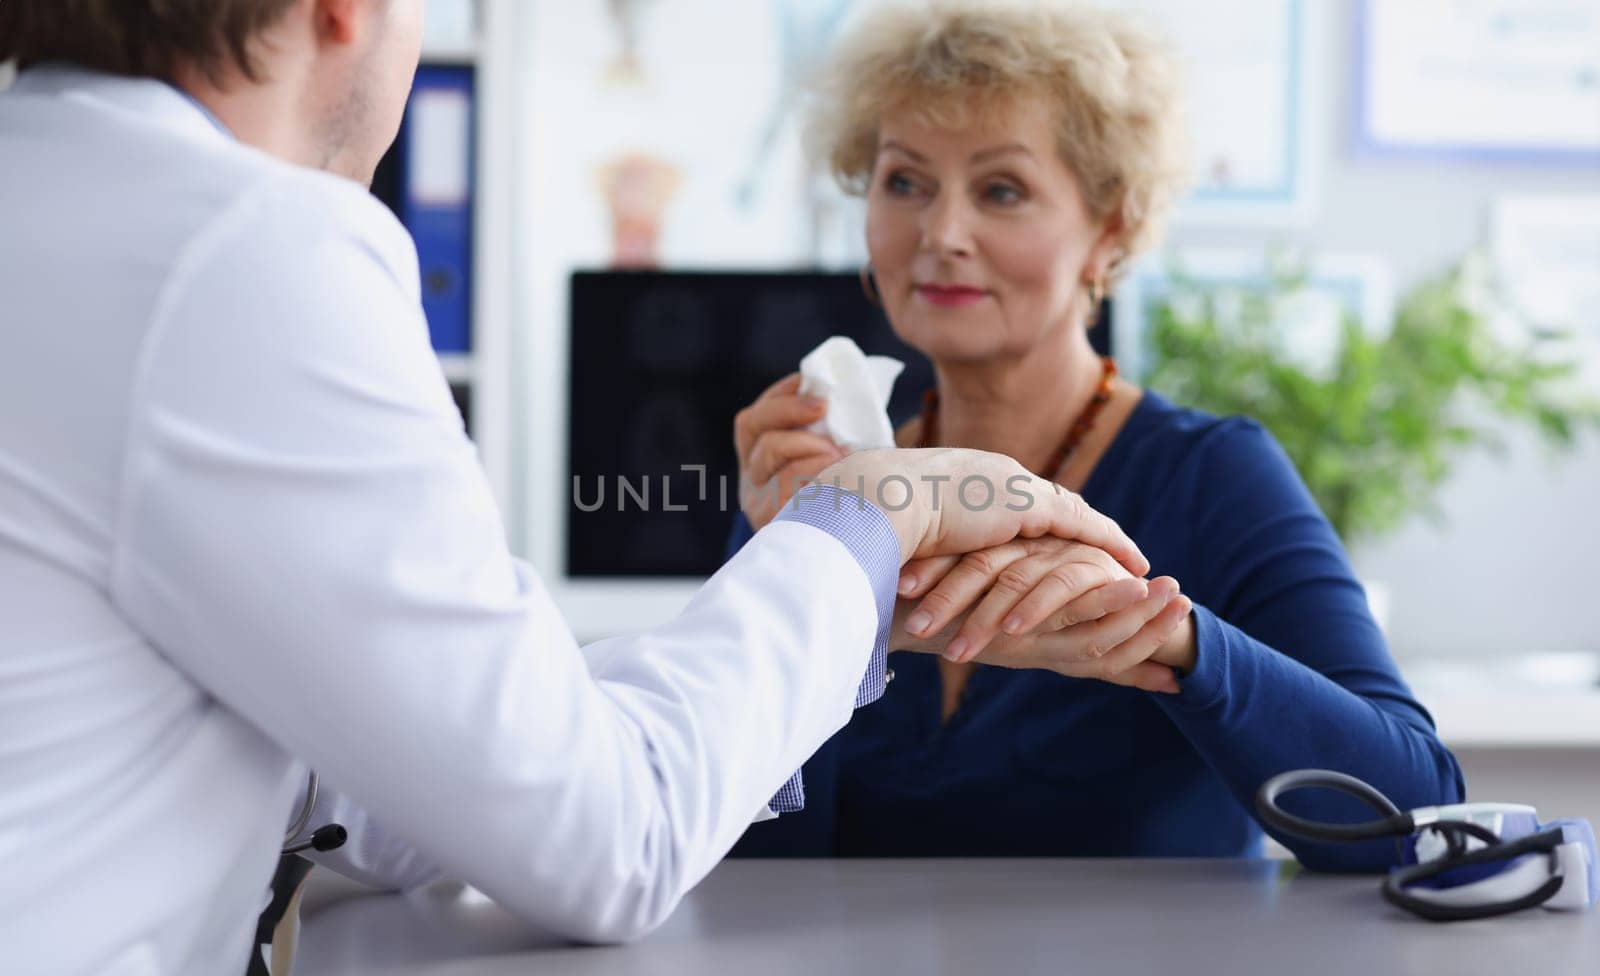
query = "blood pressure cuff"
xmin=1395 ymin=815 xmax=1597 ymax=916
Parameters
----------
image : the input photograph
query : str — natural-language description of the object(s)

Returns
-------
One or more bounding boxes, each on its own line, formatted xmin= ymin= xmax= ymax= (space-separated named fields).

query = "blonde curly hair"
xmin=810 ymin=0 xmax=1192 ymax=282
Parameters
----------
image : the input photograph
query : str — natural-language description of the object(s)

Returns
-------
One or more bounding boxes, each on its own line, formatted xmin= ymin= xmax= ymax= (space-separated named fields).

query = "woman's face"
xmin=865 ymin=93 xmax=1115 ymax=366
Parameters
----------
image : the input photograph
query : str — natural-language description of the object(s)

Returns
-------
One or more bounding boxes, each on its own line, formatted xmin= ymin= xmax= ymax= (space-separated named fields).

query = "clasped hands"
xmin=892 ymin=536 xmax=1195 ymax=694
xmin=799 ymin=448 xmax=1196 ymax=696
xmin=734 ymin=374 xmax=1195 ymax=694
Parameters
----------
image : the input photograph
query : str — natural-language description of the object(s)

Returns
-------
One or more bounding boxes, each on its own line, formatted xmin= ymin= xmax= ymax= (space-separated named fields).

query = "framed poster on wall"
xmin=1116 ymin=249 xmax=1394 ymax=383
xmin=1491 ymin=194 xmax=1600 ymax=386
xmin=1111 ymin=0 xmax=1320 ymax=225
xmin=1357 ymin=0 xmax=1600 ymax=162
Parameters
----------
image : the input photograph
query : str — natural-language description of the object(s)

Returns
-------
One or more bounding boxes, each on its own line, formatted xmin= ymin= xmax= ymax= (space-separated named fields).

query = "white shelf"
xmin=1407 ymin=651 xmax=1600 ymax=748
xmin=1428 ymin=691 xmax=1600 ymax=749
xmin=469 ymin=0 xmax=515 ymax=516
xmin=416 ymin=0 xmax=511 ymax=516
xmin=437 ymin=352 xmax=475 ymax=384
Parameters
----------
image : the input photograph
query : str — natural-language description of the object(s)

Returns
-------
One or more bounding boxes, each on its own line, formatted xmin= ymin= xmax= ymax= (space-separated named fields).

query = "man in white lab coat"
xmin=0 ymin=2 xmax=1146 ymax=972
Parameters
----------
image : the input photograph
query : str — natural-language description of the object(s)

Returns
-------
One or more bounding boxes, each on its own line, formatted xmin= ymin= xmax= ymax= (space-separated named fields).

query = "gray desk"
xmin=294 ymin=859 xmax=1598 ymax=975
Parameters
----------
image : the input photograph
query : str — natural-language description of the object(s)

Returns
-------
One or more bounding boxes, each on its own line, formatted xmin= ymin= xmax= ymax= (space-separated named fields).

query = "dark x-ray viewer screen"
xmin=566 ymin=270 xmax=1111 ymax=577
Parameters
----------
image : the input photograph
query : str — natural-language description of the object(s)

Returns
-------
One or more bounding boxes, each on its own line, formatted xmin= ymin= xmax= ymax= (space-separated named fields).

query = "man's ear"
xmin=313 ymin=0 xmax=371 ymax=46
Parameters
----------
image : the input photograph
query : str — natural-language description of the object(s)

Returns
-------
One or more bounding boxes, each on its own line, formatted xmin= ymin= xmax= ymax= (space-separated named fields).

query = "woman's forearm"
xmin=1157 ymin=605 xmax=1464 ymax=872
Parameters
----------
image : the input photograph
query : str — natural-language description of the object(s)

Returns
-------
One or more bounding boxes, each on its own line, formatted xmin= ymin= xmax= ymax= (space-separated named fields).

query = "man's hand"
xmin=812 ymin=448 xmax=1147 ymax=575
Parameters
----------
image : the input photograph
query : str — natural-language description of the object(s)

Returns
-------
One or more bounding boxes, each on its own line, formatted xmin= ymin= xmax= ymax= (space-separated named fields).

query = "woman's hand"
xmin=995 ymin=582 xmax=1189 ymax=693
xmin=733 ymin=373 xmax=845 ymax=530
xmin=892 ymin=537 xmax=1193 ymax=693
xmin=897 ymin=537 xmax=1148 ymax=658
xmin=891 ymin=583 xmax=1190 ymax=694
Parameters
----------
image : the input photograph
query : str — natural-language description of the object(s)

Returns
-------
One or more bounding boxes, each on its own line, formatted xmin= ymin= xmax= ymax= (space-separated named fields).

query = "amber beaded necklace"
xmin=915 ymin=356 xmax=1119 ymax=481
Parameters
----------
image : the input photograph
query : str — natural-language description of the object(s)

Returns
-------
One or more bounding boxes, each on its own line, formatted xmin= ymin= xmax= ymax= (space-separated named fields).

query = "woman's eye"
xmin=885 ymin=171 xmax=921 ymax=196
xmin=984 ymin=182 xmax=1024 ymax=205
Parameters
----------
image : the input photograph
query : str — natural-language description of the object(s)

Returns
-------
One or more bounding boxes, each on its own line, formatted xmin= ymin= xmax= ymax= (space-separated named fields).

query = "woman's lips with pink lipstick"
xmin=916 ymin=283 xmax=989 ymax=307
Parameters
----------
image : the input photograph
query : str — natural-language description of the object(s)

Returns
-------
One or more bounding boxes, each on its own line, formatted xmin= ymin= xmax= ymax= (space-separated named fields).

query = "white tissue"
xmin=798 ymin=336 xmax=905 ymax=452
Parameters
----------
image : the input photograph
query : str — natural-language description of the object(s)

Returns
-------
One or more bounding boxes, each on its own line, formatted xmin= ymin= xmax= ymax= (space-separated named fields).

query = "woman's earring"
xmin=859 ymin=264 xmax=883 ymax=307
xmin=1085 ymin=277 xmax=1105 ymax=328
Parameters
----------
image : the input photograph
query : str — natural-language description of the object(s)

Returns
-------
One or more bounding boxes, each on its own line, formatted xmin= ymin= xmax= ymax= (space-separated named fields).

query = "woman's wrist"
xmin=1150 ymin=611 xmax=1198 ymax=675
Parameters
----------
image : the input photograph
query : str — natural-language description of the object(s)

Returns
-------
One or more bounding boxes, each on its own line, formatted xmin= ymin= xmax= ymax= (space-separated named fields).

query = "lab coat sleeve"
xmin=287 ymin=775 xmax=444 ymax=891
xmin=109 ymin=176 xmax=891 ymax=943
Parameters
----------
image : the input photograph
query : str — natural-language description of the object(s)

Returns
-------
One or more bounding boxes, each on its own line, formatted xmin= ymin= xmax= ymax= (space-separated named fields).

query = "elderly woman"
xmin=727 ymin=0 xmax=1463 ymax=870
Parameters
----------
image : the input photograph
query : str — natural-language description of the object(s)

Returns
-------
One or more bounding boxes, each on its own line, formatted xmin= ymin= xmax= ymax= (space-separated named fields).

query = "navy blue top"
xmin=726 ymin=391 xmax=1464 ymax=871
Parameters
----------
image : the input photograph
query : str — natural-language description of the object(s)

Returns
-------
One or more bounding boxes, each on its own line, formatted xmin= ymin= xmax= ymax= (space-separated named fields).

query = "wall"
xmin=1168 ymin=0 xmax=1600 ymax=660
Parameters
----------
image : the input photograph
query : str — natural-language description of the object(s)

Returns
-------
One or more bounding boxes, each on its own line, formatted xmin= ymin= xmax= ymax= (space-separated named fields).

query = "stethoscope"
xmin=250 ymin=773 xmax=348 ymax=975
xmin=1257 ymin=769 xmax=1597 ymax=921
xmin=280 ymin=771 xmax=348 ymax=856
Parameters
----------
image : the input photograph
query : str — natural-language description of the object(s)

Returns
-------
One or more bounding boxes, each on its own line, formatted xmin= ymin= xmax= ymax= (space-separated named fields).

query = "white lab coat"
xmin=0 ymin=66 xmax=884 ymax=974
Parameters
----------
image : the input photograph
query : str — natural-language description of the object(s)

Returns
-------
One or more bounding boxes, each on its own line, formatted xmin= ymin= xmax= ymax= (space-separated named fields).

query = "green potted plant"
xmin=1140 ymin=251 xmax=1600 ymax=552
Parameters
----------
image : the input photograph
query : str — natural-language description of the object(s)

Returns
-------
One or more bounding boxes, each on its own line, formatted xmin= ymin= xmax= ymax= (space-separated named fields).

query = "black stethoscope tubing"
xmin=1255 ymin=768 xmax=1567 ymax=922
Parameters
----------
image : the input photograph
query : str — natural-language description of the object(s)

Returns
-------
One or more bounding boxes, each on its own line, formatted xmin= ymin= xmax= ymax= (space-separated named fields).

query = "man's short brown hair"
xmin=0 ymin=0 xmax=299 ymax=84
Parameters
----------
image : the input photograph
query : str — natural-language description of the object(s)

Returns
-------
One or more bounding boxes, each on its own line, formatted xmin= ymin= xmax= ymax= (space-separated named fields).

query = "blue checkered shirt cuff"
xmin=767 ymin=484 xmax=899 ymax=813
